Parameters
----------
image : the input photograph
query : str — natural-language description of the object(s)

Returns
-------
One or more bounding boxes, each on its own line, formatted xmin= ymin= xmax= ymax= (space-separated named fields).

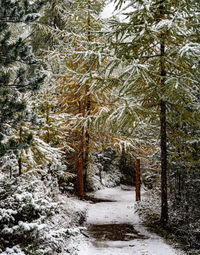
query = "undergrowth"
xmin=135 ymin=189 xmax=200 ymax=255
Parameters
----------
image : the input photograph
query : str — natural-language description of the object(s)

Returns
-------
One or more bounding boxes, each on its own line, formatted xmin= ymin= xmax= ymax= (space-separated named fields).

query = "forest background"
xmin=0 ymin=0 xmax=199 ymax=254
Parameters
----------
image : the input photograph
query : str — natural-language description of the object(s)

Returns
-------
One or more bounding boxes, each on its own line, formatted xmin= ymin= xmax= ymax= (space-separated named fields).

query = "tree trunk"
xmin=18 ymin=127 xmax=22 ymax=176
xmin=77 ymin=156 xmax=84 ymax=198
xmin=18 ymin=157 xmax=22 ymax=176
xmin=10 ymin=166 xmax=12 ymax=179
xmin=83 ymin=0 xmax=91 ymax=190
xmin=78 ymin=99 xmax=85 ymax=196
xmin=160 ymin=19 xmax=168 ymax=224
xmin=46 ymin=103 xmax=50 ymax=144
xmin=160 ymin=99 xmax=168 ymax=224
xmin=136 ymin=158 xmax=141 ymax=201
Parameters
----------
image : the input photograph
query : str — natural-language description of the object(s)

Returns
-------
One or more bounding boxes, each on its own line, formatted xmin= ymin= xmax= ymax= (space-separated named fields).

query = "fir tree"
xmin=0 ymin=0 xmax=46 ymax=159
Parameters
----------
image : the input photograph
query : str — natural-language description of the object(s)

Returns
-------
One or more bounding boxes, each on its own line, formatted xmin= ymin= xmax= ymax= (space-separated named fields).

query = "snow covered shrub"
xmin=136 ymin=190 xmax=160 ymax=224
xmin=135 ymin=189 xmax=161 ymax=224
xmin=0 ymin=173 xmax=88 ymax=255
xmin=1 ymin=245 xmax=26 ymax=255
xmin=0 ymin=174 xmax=58 ymax=253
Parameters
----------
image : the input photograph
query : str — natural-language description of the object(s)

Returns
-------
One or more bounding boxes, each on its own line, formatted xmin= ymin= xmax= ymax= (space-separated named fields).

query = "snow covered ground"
xmin=76 ymin=187 xmax=184 ymax=255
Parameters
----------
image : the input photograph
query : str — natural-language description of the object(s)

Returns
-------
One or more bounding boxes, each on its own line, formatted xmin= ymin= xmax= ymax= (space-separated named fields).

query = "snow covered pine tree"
xmin=0 ymin=0 xmax=46 ymax=161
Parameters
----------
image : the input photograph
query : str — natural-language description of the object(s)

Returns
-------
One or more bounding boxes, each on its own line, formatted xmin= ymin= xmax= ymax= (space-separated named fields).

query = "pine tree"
xmin=105 ymin=0 xmax=200 ymax=224
xmin=0 ymin=0 xmax=46 ymax=159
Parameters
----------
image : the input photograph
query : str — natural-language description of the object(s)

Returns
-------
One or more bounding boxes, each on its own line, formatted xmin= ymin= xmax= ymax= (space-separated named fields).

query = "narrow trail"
xmin=77 ymin=187 xmax=183 ymax=255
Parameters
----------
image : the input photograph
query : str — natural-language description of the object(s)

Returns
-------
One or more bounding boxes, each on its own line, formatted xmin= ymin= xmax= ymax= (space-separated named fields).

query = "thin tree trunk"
xmin=78 ymin=98 xmax=85 ymax=196
xmin=136 ymin=158 xmax=141 ymax=201
xmin=160 ymin=99 xmax=168 ymax=224
xmin=160 ymin=10 xmax=168 ymax=223
xmin=18 ymin=157 xmax=22 ymax=176
xmin=46 ymin=103 xmax=50 ymax=144
xmin=46 ymin=103 xmax=52 ymax=174
xmin=77 ymin=156 xmax=84 ymax=198
xmin=83 ymin=0 xmax=91 ymax=190
xmin=18 ymin=127 xmax=22 ymax=176
xmin=10 ymin=166 xmax=12 ymax=179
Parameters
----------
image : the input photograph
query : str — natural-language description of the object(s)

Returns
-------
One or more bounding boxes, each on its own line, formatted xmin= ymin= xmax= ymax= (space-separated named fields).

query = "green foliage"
xmin=0 ymin=0 xmax=46 ymax=23
xmin=0 ymin=0 xmax=46 ymax=158
xmin=97 ymin=1 xmax=197 ymax=137
xmin=104 ymin=0 xmax=200 ymax=239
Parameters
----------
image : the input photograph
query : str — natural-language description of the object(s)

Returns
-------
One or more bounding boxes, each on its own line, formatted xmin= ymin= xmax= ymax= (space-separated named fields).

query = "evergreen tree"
xmin=0 ymin=0 xmax=46 ymax=159
xmin=105 ymin=0 xmax=200 ymax=224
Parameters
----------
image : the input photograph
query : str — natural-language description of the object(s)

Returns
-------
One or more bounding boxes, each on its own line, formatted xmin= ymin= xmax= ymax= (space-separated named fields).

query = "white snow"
xmin=76 ymin=187 xmax=184 ymax=255
xmin=101 ymin=2 xmax=116 ymax=19
xmin=1 ymin=246 xmax=26 ymax=255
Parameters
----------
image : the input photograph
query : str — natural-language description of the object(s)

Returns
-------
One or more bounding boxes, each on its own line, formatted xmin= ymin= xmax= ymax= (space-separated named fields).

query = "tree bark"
xmin=10 ymin=166 xmax=12 ymax=179
xmin=77 ymin=156 xmax=84 ymax=198
xmin=160 ymin=16 xmax=168 ymax=224
xmin=136 ymin=158 xmax=141 ymax=201
xmin=18 ymin=157 xmax=22 ymax=176
xmin=18 ymin=127 xmax=22 ymax=176
xmin=83 ymin=0 xmax=91 ymax=190
xmin=160 ymin=99 xmax=168 ymax=224
xmin=78 ymin=98 xmax=85 ymax=196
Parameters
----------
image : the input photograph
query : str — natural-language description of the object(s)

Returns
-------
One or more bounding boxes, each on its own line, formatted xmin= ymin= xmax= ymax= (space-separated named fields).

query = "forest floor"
xmin=75 ymin=187 xmax=184 ymax=255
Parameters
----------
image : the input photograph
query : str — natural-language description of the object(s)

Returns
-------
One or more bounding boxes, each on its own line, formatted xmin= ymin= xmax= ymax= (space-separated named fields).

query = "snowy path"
xmin=77 ymin=187 xmax=183 ymax=255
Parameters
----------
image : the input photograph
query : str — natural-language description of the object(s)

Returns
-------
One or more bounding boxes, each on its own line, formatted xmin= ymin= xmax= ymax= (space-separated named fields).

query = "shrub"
xmin=0 ymin=174 xmax=57 ymax=253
